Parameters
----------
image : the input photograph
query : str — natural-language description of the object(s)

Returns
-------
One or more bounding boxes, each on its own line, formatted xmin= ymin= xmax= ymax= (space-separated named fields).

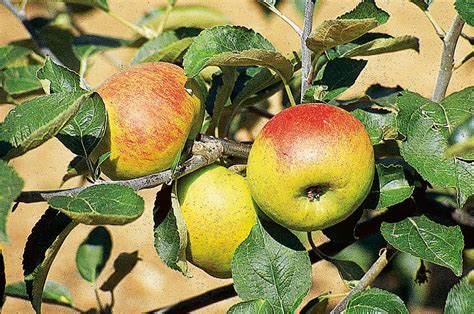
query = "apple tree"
xmin=0 ymin=0 xmax=473 ymax=313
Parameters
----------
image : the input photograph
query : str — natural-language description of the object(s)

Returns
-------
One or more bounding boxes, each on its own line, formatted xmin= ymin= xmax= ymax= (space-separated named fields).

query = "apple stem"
xmin=283 ymin=78 xmax=297 ymax=107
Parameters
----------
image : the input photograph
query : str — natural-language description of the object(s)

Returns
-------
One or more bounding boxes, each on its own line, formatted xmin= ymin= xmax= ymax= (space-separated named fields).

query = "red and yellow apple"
xmin=246 ymin=103 xmax=374 ymax=231
xmin=177 ymin=164 xmax=257 ymax=278
xmin=93 ymin=62 xmax=204 ymax=180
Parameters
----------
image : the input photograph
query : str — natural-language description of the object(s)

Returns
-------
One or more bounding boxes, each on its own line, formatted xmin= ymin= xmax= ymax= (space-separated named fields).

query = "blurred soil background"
xmin=0 ymin=0 xmax=473 ymax=313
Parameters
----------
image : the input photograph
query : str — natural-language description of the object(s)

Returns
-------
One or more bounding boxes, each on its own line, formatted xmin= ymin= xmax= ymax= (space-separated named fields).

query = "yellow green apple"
xmin=177 ymin=164 xmax=257 ymax=278
xmin=93 ymin=62 xmax=204 ymax=180
xmin=246 ymin=103 xmax=374 ymax=231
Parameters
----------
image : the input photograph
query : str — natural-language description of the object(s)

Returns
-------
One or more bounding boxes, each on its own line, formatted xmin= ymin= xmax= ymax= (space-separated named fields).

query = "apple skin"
xmin=93 ymin=62 xmax=204 ymax=180
xmin=246 ymin=103 xmax=374 ymax=231
xmin=177 ymin=164 xmax=257 ymax=278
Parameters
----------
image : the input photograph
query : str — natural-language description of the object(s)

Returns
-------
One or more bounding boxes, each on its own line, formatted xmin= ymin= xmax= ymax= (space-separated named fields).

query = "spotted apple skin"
xmin=246 ymin=103 xmax=374 ymax=231
xmin=94 ymin=62 xmax=203 ymax=180
xmin=177 ymin=164 xmax=257 ymax=278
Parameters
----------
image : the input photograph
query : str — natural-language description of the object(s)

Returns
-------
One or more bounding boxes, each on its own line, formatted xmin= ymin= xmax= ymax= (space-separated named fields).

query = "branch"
xmin=146 ymin=284 xmax=237 ymax=313
xmin=265 ymin=4 xmax=302 ymax=36
xmin=300 ymin=0 xmax=316 ymax=101
xmin=0 ymin=0 xmax=63 ymax=65
xmin=15 ymin=136 xmax=251 ymax=203
xmin=424 ymin=10 xmax=445 ymax=40
xmin=330 ymin=248 xmax=397 ymax=314
xmin=432 ymin=14 xmax=465 ymax=102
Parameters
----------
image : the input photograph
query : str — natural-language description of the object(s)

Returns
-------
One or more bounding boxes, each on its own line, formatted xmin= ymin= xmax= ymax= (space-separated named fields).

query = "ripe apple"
xmin=246 ymin=103 xmax=374 ymax=231
xmin=93 ymin=62 xmax=204 ymax=180
xmin=177 ymin=164 xmax=257 ymax=278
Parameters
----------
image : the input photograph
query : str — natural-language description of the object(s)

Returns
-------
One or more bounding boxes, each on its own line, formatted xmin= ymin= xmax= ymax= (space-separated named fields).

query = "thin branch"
xmin=106 ymin=10 xmax=157 ymax=39
xmin=424 ymin=11 xmax=445 ymax=40
xmin=15 ymin=136 xmax=251 ymax=203
xmin=146 ymin=284 xmax=237 ymax=313
xmin=265 ymin=4 xmax=302 ymax=36
xmin=155 ymin=2 xmax=174 ymax=36
xmin=300 ymin=0 xmax=316 ymax=101
xmin=432 ymin=14 xmax=465 ymax=102
xmin=460 ymin=32 xmax=474 ymax=45
xmin=1 ymin=0 xmax=62 ymax=65
xmin=330 ymin=248 xmax=397 ymax=314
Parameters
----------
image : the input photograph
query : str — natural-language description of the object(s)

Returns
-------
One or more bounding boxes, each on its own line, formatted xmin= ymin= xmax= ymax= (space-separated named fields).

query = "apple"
xmin=177 ymin=164 xmax=257 ymax=278
xmin=246 ymin=103 xmax=374 ymax=231
xmin=93 ymin=62 xmax=204 ymax=180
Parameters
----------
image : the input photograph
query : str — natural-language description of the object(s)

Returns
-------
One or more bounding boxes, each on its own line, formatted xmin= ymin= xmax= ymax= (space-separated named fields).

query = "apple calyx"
xmin=306 ymin=185 xmax=330 ymax=202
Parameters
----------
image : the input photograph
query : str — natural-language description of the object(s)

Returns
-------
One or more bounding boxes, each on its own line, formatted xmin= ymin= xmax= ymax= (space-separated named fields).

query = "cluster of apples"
xmin=94 ymin=61 xmax=374 ymax=278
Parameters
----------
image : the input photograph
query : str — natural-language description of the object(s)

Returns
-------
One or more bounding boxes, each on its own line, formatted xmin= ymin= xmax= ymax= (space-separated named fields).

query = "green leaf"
xmin=137 ymin=5 xmax=229 ymax=33
xmin=23 ymin=208 xmax=78 ymax=313
xmin=300 ymin=292 xmax=330 ymax=314
xmin=293 ymin=0 xmax=306 ymax=18
xmin=445 ymin=275 xmax=474 ymax=314
xmin=410 ymin=0 xmax=433 ymax=11
xmin=48 ymin=184 xmax=144 ymax=225
xmin=37 ymin=59 xmax=107 ymax=157
xmin=454 ymin=0 xmax=474 ymax=26
xmin=76 ymin=226 xmax=112 ymax=283
xmin=341 ymin=35 xmax=420 ymax=58
xmin=0 ymin=160 xmax=24 ymax=243
xmin=2 ymin=65 xmax=42 ymax=95
xmin=228 ymin=299 xmax=274 ymax=314
xmin=232 ymin=67 xmax=281 ymax=107
xmin=363 ymin=163 xmax=414 ymax=210
xmin=366 ymin=83 xmax=403 ymax=107
xmin=183 ymin=25 xmax=293 ymax=81
xmin=339 ymin=0 xmax=390 ymax=24
xmin=33 ymin=19 xmax=81 ymax=72
xmin=352 ymin=107 xmax=398 ymax=144
xmin=94 ymin=151 xmax=111 ymax=172
xmin=131 ymin=28 xmax=200 ymax=64
xmin=0 ymin=45 xmax=31 ymax=70
xmin=100 ymin=251 xmax=140 ymax=292
xmin=206 ymin=67 xmax=238 ymax=136
xmin=153 ymin=184 xmax=189 ymax=276
xmin=381 ymin=215 xmax=464 ymax=276
xmin=73 ymin=35 xmax=129 ymax=61
xmin=57 ymin=93 xmax=107 ymax=156
xmin=312 ymin=58 xmax=367 ymax=100
xmin=306 ymin=19 xmax=380 ymax=56
xmin=324 ymin=255 xmax=365 ymax=289
xmin=232 ymin=219 xmax=312 ymax=314
xmin=5 ymin=281 xmax=74 ymax=308
xmin=0 ymin=92 xmax=90 ymax=160
xmin=346 ymin=288 xmax=408 ymax=314
xmin=396 ymin=89 xmax=474 ymax=206
xmin=62 ymin=156 xmax=89 ymax=184
xmin=61 ymin=0 xmax=109 ymax=11
xmin=445 ymin=116 xmax=474 ymax=159
xmin=37 ymin=57 xmax=82 ymax=94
